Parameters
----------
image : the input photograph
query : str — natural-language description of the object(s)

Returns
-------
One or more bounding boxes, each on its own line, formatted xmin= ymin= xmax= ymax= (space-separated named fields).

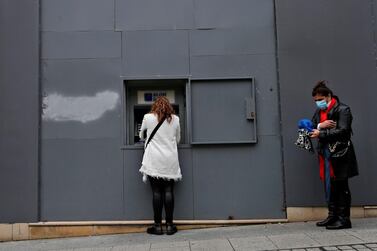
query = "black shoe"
xmin=316 ymin=216 xmax=337 ymax=227
xmin=326 ymin=217 xmax=352 ymax=230
xmin=166 ymin=223 xmax=178 ymax=235
xmin=147 ymin=223 xmax=163 ymax=235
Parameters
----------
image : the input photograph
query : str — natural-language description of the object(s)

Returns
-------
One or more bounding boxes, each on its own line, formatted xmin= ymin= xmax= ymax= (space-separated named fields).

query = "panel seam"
xmin=273 ymin=0 xmax=288 ymax=215
xmin=371 ymin=0 xmax=377 ymax=70
xmin=38 ymin=0 xmax=43 ymax=222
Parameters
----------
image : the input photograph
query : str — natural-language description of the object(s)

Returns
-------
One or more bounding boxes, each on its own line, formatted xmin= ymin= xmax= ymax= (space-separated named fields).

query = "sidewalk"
xmin=0 ymin=218 xmax=376 ymax=251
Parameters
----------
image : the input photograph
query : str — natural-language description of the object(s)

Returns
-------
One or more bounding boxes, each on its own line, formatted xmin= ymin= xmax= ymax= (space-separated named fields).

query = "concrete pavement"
xmin=0 ymin=218 xmax=376 ymax=251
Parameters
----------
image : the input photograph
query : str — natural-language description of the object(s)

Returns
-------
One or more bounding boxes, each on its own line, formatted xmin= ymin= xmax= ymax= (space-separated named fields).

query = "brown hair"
xmin=150 ymin=96 xmax=175 ymax=123
xmin=312 ymin=80 xmax=333 ymax=97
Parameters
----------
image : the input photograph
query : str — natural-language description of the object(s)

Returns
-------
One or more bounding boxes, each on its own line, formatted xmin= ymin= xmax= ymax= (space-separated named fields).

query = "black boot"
xmin=326 ymin=206 xmax=352 ymax=230
xmin=166 ymin=223 xmax=178 ymax=235
xmin=327 ymin=184 xmax=352 ymax=230
xmin=316 ymin=204 xmax=337 ymax=227
xmin=326 ymin=216 xmax=351 ymax=229
xmin=147 ymin=223 xmax=163 ymax=235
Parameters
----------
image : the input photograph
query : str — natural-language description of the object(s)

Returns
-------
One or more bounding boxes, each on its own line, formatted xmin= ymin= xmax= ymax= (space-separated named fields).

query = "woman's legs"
xmin=149 ymin=177 xmax=164 ymax=224
xmin=147 ymin=177 xmax=164 ymax=235
xmin=163 ymin=179 xmax=175 ymax=224
xmin=162 ymin=179 xmax=177 ymax=235
xmin=149 ymin=177 xmax=176 ymax=223
xmin=148 ymin=176 xmax=177 ymax=234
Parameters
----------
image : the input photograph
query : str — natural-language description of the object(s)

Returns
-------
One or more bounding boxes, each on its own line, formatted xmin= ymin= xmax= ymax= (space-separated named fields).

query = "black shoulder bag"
xmin=144 ymin=117 xmax=165 ymax=149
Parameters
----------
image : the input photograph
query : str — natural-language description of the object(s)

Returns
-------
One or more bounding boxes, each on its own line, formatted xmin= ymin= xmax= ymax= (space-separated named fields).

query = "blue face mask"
xmin=316 ymin=100 xmax=328 ymax=110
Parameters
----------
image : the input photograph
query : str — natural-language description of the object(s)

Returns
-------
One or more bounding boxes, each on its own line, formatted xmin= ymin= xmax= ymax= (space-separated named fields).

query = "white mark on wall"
xmin=42 ymin=91 xmax=119 ymax=123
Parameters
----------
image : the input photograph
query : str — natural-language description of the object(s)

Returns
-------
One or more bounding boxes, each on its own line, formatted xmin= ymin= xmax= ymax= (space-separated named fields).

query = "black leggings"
xmin=149 ymin=176 xmax=175 ymax=224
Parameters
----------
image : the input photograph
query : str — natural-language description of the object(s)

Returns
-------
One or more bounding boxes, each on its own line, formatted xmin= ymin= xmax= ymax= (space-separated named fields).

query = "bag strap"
xmin=145 ymin=116 xmax=165 ymax=148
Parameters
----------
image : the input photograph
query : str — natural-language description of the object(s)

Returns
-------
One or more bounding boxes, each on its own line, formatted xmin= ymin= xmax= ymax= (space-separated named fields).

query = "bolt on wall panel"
xmin=41 ymin=0 xmax=114 ymax=31
xmin=122 ymin=30 xmax=189 ymax=77
xmin=42 ymin=31 xmax=121 ymax=59
xmin=115 ymin=0 xmax=194 ymax=31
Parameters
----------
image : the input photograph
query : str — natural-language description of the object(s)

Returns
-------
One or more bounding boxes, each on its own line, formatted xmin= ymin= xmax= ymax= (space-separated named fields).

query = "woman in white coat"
xmin=139 ymin=96 xmax=182 ymax=235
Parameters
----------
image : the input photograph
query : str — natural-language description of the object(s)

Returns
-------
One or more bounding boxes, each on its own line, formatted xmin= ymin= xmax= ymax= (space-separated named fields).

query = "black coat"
xmin=312 ymin=97 xmax=359 ymax=180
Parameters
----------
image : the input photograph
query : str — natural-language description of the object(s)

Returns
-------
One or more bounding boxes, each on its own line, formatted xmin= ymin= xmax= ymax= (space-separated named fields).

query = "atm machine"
xmin=125 ymin=80 xmax=186 ymax=145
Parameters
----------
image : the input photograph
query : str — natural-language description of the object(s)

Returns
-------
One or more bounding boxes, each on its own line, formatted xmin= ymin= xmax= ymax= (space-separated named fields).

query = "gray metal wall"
xmin=39 ymin=0 xmax=285 ymax=221
xmin=2 ymin=0 xmax=376 ymax=223
xmin=40 ymin=0 xmax=123 ymax=220
xmin=276 ymin=0 xmax=377 ymax=206
xmin=0 ymin=0 xmax=40 ymax=222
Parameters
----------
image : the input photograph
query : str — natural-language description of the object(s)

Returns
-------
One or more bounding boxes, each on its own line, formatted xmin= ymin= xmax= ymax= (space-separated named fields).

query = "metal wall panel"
xmin=0 ymin=0 xmax=39 ymax=223
xmin=190 ymin=28 xmax=275 ymax=56
xmin=42 ymin=59 xmax=121 ymax=94
xmin=42 ymin=31 xmax=121 ymax=59
xmin=42 ymin=111 xmax=121 ymax=140
xmin=190 ymin=79 xmax=256 ymax=144
xmin=190 ymin=54 xmax=281 ymax=137
xmin=317 ymin=1 xmax=377 ymax=206
xmin=41 ymin=59 xmax=122 ymax=139
xmin=122 ymin=30 xmax=189 ymax=77
xmin=115 ymin=0 xmax=194 ymax=31
xmin=41 ymin=0 xmax=114 ymax=31
xmin=41 ymin=139 xmax=123 ymax=220
xmin=40 ymin=55 xmax=124 ymax=220
xmin=277 ymin=52 xmax=326 ymax=206
xmin=123 ymin=148 xmax=194 ymax=220
xmin=193 ymin=0 xmax=274 ymax=29
xmin=192 ymin=137 xmax=285 ymax=219
xmin=369 ymin=0 xmax=377 ymax=204
xmin=276 ymin=0 xmax=377 ymax=206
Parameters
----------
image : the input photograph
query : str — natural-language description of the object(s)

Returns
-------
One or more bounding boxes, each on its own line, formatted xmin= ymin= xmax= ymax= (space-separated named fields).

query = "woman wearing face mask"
xmin=310 ymin=81 xmax=358 ymax=230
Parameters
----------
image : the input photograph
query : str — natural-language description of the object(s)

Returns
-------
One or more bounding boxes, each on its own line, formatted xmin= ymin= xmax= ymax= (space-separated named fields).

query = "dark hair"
xmin=312 ymin=80 xmax=333 ymax=97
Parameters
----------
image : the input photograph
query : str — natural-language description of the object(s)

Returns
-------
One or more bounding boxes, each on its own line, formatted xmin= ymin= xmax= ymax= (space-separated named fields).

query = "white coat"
xmin=139 ymin=113 xmax=182 ymax=181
